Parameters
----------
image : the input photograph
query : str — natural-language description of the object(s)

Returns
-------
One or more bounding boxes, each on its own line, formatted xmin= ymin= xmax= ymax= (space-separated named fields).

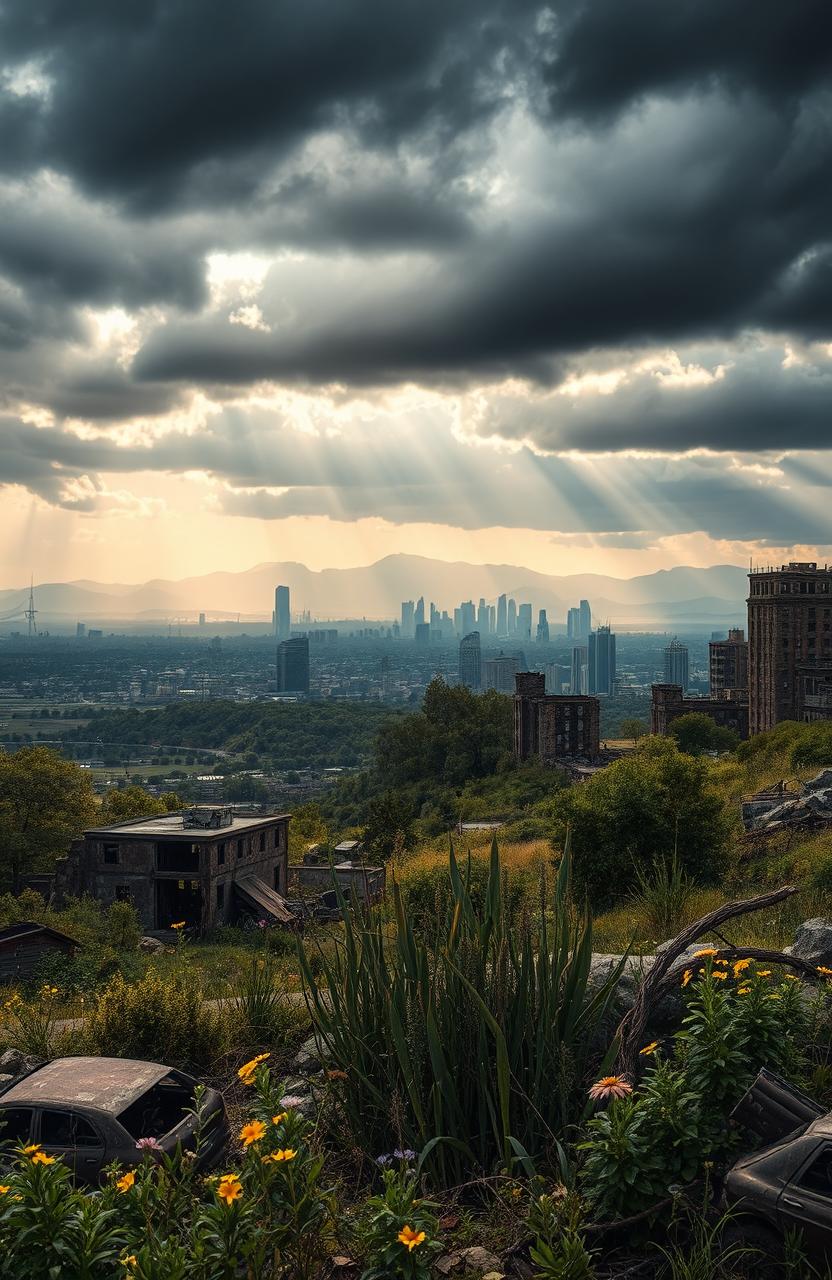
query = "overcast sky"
xmin=1 ymin=0 xmax=831 ymax=585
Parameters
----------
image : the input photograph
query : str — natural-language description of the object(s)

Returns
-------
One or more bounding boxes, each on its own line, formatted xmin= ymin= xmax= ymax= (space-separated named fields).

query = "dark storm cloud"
xmin=0 ymin=0 xmax=522 ymax=211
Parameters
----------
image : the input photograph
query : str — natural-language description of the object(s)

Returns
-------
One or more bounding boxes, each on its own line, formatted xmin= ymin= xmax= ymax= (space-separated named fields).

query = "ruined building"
xmin=709 ymin=628 xmax=749 ymax=700
xmin=650 ymin=684 xmax=749 ymax=739
xmin=58 ymin=807 xmax=291 ymax=932
xmin=514 ymin=672 xmax=600 ymax=763
xmin=748 ymin=563 xmax=832 ymax=735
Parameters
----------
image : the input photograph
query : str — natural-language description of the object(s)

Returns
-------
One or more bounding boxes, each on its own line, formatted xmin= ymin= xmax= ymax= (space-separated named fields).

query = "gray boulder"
xmin=789 ymin=919 xmax=832 ymax=969
xmin=0 ymin=1048 xmax=24 ymax=1076
xmin=139 ymin=936 xmax=165 ymax=955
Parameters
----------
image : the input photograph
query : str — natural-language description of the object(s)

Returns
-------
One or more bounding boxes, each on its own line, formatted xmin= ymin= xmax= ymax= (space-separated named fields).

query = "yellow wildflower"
xmin=732 ymin=959 xmax=751 ymax=977
xmin=639 ymin=1041 xmax=659 ymax=1057
xmin=737 ymin=986 xmax=751 ymax=996
xmin=31 ymin=1151 xmax=55 ymax=1166
xmin=122 ymin=1258 xmax=138 ymax=1271
xmin=237 ymin=1052 xmax=270 ymax=1085
xmin=21 ymin=1144 xmax=41 ymax=1156
xmin=757 ymin=970 xmax=771 ymax=978
xmin=116 ymin=1171 xmax=135 ymax=1193
xmin=216 ymin=1174 xmax=243 ymax=1205
xmin=0 ymin=1185 xmax=9 ymax=1195
xmin=271 ymin=1113 xmax=288 ymax=1126
xmin=711 ymin=970 xmax=727 ymax=980
xmin=784 ymin=974 xmax=799 ymax=982
xmin=263 ymin=1148 xmax=297 ymax=1163
xmin=171 ymin=921 xmax=186 ymax=930
xmin=817 ymin=966 xmax=832 ymax=977
xmin=681 ymin=969 xmax=693 ymax=987
xmin=714 ymin=958 xmax=729 ymax=967
xmin=239 ymin=1120 xmax=266 ymax=1147
xmin=693 ymin=948 xmax=718 ymax=958
xmin=398 ymin=1226 xmax=426 ymax=1252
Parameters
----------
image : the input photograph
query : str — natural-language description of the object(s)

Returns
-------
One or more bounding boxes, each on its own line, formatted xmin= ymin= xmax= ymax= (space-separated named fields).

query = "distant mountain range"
xmin=0 ymin=556 xmax=751 ymax=628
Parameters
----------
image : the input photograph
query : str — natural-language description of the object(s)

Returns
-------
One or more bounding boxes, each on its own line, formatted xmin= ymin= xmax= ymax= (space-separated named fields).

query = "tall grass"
xmin=299 ymin=837 xmax=623 ymax=1185
xmin=631 ymin=851 xmax=696 ymax=939
xmin=229 ymin=955 xmax=307 ymax=1048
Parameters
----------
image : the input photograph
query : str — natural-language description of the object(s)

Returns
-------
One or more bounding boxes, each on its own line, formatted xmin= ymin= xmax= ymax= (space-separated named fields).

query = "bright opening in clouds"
xmin=0 ymin=0 xmax=831 ymax=583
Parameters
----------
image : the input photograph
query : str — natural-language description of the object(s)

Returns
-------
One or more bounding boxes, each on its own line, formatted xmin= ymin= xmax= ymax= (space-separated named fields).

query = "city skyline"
xmin=0 ymin=3 xmax=830 ymax=585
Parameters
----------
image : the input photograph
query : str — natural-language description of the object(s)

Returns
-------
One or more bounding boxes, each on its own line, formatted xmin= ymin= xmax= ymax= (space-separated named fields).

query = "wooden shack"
xmin=0 ymin=922 xmax=80 ymax=983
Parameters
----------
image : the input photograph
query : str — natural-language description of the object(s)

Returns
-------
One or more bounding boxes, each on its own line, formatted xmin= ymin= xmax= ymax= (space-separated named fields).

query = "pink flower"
xmin=135 ymin=1136 xmax=163 ymax=1153
xmin=588 ymin=1075 xmax=633 ymax=1103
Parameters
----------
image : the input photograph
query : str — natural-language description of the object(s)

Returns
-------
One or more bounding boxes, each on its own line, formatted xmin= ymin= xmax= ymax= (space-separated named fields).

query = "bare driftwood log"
xmin=615 ymin=884 xmax=804 ymax=1078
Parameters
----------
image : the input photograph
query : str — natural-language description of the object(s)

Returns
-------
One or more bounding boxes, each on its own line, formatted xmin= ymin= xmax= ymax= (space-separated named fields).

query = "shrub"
xmin=83 ymin=970 xmax=227 ymax=1068
xmin=357 ymin=1164 xmax=442 ymax=1280
xmin=301 ymin=838 xmax=624 ymax=1185
xmin=106 ymin=900 xmax=141 ymax=951
xmin=229 ymin=956 xmax=307 ymax=1049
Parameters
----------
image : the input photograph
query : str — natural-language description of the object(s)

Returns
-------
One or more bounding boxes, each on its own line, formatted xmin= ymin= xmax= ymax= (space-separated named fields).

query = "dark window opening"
xmin=259 ymin=832 xmax=266 ymax=852
xmin=0 ymin=1107 xmax=34 ymax=1146
xmin=118 ymin=1073 xmax=196 ymax=1141
xmin=41 ymin=1110 xmax=100 ymax=1148
xmin=216 ymin=883 xmax=225 ymax=913
xmin=103 ymin=843 xmax=119 ymax=865
xmin=115 ymin=885 xmax=132 ymax=903
xmin=798 ymin=1147 xmax=832 ymax=1197
xmin=157 ymin=841 xmax=200 ymax=873
xmin=218 ymin=843 xmax=225 ymax=866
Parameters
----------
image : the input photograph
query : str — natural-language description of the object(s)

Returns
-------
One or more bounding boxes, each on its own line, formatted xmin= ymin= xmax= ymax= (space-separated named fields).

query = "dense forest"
xmin=59 ymin=701 xmax=398 ymax=770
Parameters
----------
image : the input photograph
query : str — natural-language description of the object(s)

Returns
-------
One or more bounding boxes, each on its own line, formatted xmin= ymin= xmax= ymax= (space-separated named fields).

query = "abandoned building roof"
xmin=234 ymin=876 xmax=295 ymax=924
xmin=0 ymin=921 xmax=80 ymax=949
xmin=84 ymin=810 xmax=290 ymax=839
xmin=0 ymin=1057 xmax=170 ymax=1112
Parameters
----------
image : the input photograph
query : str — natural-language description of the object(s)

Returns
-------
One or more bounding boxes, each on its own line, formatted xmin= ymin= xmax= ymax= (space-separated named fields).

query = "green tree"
xmin=670 ymin=712 xmax=739 ymax=756
xmin=552 ymin=737 xmax=727 ymax=909
xmin=0 ymin=747 xmax=97 ymax=893
xmin=620 ymin=717 xmax=648 ymax=744
xmin=362 ymin=791 xmax=418 ymax=861
xmin=99 ymin=785 xmax=182 ymax=823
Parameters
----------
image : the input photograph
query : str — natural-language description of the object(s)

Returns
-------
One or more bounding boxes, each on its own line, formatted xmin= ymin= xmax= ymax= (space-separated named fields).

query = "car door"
xmin=37 ymin=1108 xmax=106 ymax=1183
xmin=0 ymin=1106 xmax=35 ymax=1167
xmin=777 ymin=1141 xmax=832 ymax=1257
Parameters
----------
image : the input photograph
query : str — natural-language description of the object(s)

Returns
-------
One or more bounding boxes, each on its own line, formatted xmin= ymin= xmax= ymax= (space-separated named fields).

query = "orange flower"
xmin=711 ymin=970 xmax=727 ymax=980
xmin=116 ymin=1171 xmax=135 ymax=1193
xmin=237 ymin=1052 xmax=270 ymax=1085
xmin=681 ymin=969 xmax=693 ymax=987
xmin=398 ymin=1226 xmax=426 ymax=1252
xmin=737 ymin=985 xmax=751 ymax=996
xmin=239 ymin=1120 xmax=266 ymax=1147
xmin=693 ymin=948 xmax=718 ymax=958
xmin=30 ymin=1151 xmax=55 ymax=1166
xmin=588 ymin=1076 xmax=632 ymax=1102
xmin=216 ymin=1174 xmax=243 ymax=1204
xmin=732 ymin=959 xmax=751 ymax=977
xmin=639 ymin=1041 xmax=659 ymax=1057
xmin=0 ymin=1185 xmax=9 ymax=1195
xmin=263 ymin=1148 xmax=297 ymax=1164
xmin=817 ymin=966 xmax=832 ymax=978
xmin=326 ymin=1069 xmax=348 ymax=1081
xmin=271 ymin=1112 xmax=288 ymax=1126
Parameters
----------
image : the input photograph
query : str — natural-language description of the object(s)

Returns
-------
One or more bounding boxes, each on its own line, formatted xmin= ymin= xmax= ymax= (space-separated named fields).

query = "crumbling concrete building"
xmin=650 ymin=683 xmax=749 ymax=740
xmin=514 ymin=672 xmax=600 ymax=764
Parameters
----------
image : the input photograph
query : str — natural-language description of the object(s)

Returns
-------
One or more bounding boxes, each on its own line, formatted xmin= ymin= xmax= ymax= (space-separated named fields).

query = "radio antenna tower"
xmin=25 ymin=577 xmax=38 ymax=638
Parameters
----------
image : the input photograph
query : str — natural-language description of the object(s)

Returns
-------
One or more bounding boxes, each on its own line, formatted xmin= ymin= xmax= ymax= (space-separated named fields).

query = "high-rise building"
xmin=497 ymin=594 xmax=508 ymax=637
xmin=536 ymin=609 xmax=550 ymax=643
xmin=709 ymin=628 xmax=749 ymax=699
xmin=482 ymin=654 xmax=519 ymax=692
xmin=277 ymin=636 xmax=309 ymax=693
xmin=461 ymin=600 xmax=477 ymax=636
xmin=508 ymin=599 xmax=517 ymax=636
xmin=401 ymin=601 xmax=415 ymax=638
xmin=415 ymin=597 xmax=425 ymax=628
xmin=664 ymin=638 xmax=689 ymax=690
xmin=274 ymin=585 xmax=291 ymax=643
xmin=517 ymin=603 xmax=532 ymax=640
xmin=588 ymin=625 xmax=616 ymax=695
xmin=477 ymin=598 xmax=489 ymax=635
xmin=458 ymin=631 xmax=481 ymax=690
xmin=75 ymin=622 xmax=86 ymax=638
xmin=579 ymin=599 xmax=592 ymax=640
xmin=414 ymin=622 xmax=431 ymax=646
xmin=488 ymin=605 xmax=496 ymax=636
xmin=748 ymin=562 xmax=832 ymax=733
xmin=198 ymin=612 xmax=206 ymax=627
xmin=567 ymin=607 xmax=580 ymax=640
xmin=571 ymin=644 xmax=588 ymax=695
xmin=545 ymin=663 xmax=570 ymax=694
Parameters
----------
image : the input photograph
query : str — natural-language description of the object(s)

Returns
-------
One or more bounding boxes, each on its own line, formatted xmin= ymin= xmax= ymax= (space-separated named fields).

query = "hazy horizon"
xmin=1 ymin=2 xmax=830 ymax=586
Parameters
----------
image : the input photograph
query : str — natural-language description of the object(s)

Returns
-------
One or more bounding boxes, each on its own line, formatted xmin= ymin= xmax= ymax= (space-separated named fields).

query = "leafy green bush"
xmin=301 ymin=839 xmax=623 ymax=1185
xmin=82 ymin=970 xmax=227 ymax=1068
xmin=356 ymin=1165 xmax=442 ymax=1280
xmin=553 ymin=738 xmax=728 ymax=909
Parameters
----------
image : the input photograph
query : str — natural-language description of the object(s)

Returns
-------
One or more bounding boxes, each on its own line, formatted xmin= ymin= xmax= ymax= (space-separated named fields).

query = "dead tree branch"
xmin=616 ymin=884 xmax=800 ymax=1078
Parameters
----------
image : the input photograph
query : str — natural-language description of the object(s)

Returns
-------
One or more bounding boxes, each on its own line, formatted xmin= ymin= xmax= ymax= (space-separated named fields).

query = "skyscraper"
xmin=482 ymin=653 xmax=519 ymax=692
xmin=415 ymin=622 xmax=430 ymax=646
xmin=461 ymin=600 xmax=476 ymax=636
xmin=497 ymin=594 xmax=508 ymax=637
xmin=709 ymin=628 xmax=748 ymax=698
xmin=567 ymin=607 xmax=580 ymax=640
xmin=477 ymin=598 xmax=489 ymax=634
xmin=536 ymin=609 xmax=549 ymax=643
xmin=664 ymin=638 xmax=689 ymax=690
xmin=588 ymin=625 xmax=616 ymax=695
xmin=579 ymin=599 xmax=592 ymax=640
xmin=571 ymin=644 xmax=588 ymax=695
xmin=401 ymin=600 xmax=415 ymax=638
xmin=277 ymin=636 xmax=309 ymax=693
xmin=274 ymin=585 xmax=291 ymax=642
xmin=748 ymin=562 xmax=832 ymax=733
xmin=415 ymin=597 xmax=425 ymax=627
xmin=517 ymin=603 xmax=532 ymax=640
xmin=458 ymin=631 xmax=481 ymax=690
xmin=508 ymin=598 xmax=517 ymax=636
